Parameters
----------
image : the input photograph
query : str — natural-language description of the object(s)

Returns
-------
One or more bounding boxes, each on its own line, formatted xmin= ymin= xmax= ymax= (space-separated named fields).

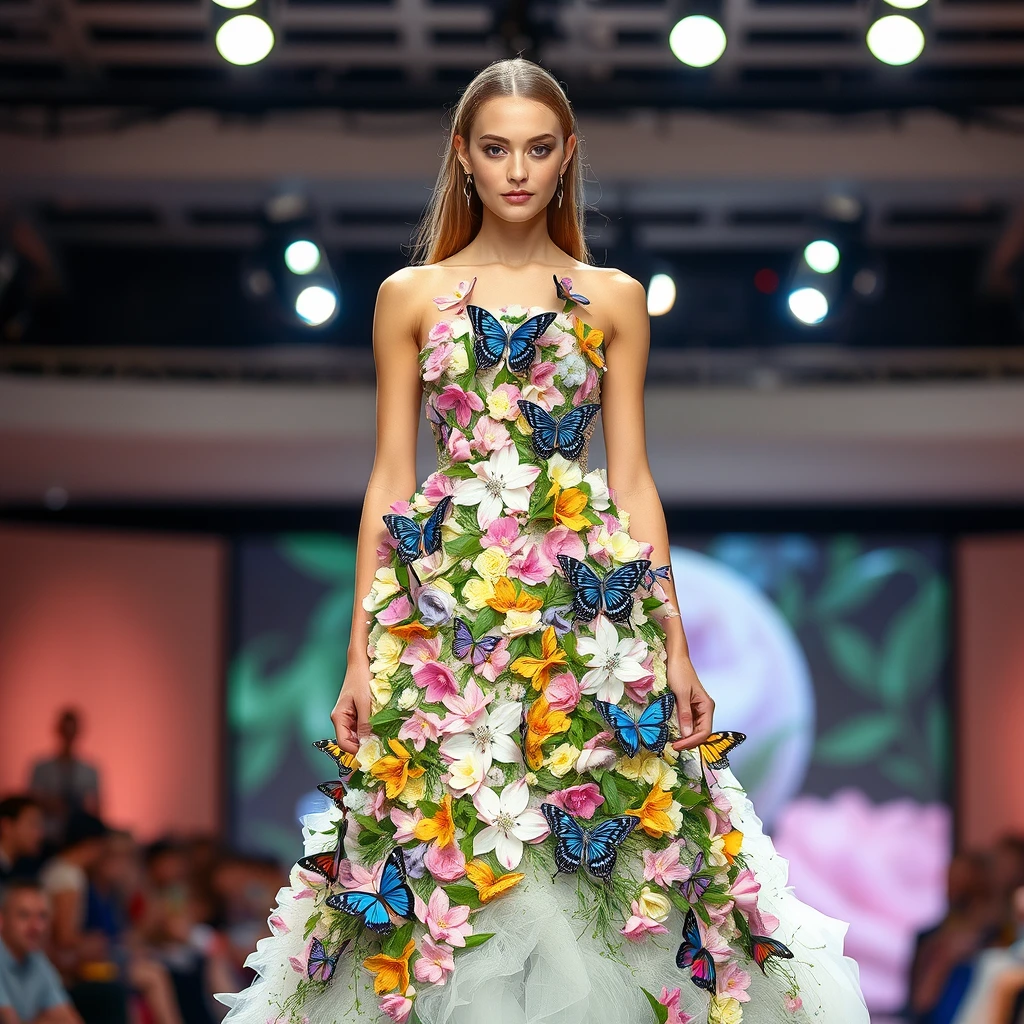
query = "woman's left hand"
xmin=668 ymin=654 xmax=715 ymax=751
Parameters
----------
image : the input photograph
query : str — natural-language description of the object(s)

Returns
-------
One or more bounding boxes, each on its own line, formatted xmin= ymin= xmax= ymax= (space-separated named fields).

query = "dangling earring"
xmin=556 ymin=174 xmax=564 ymax=209
xmin=464 ymin=172 xmax=474 ymax=209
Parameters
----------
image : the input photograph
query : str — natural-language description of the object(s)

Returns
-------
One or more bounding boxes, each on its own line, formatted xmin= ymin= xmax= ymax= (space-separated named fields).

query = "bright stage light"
xmin=647 ymin=273 xmax=677 ymax=316
xmin=215 ymin=14 xmax=274 ymax=66
xmin=669 ymin=15 xmax=727 ymax=68
xmin=867 ymin=14 xmax=925 ymax=65
xmin=295 ymin=285 xmax=338 ymax=326
xmin=284 ymin=240 xmax=321 ymax=275
xmin=883 ymin=0 xmax=928 ymax=8
xmin=804 ymin=240 xmax=841 ymax=274
xmin=788 ymin=287 xmax=829 ymax=325
xmin=212 ymin=0 xmax=257 ymax=8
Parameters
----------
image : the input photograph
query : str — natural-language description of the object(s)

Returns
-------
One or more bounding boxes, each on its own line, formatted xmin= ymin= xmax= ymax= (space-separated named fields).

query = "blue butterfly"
xmin=307 ymin=936 xmax=343 ymax=983
xmin=466 ymin=305 xmax=557 ymax=376
xmin=643 ymin=564 xmax=672 ymax=589
xmin=557 ymin=554 xmax=651 ymax=623
xmin=553 ymin=275 xmax=590 ymax=306
xmin=452 ymin=616 xmax=501 ymax=667
xmin=540 ymin=803 xmax=639 ymax=879
xmin=382 ymin=495 xmax=453 ymax=565
xmin=517 ymin=400 xmax=600 ymax=461
xmin=676 ymin=908 xmax=717 ymax=992
xmin=325 ymin=847 xmax=414 ymax=935
xmin=595 ymin=693 xmax=676 ymax=758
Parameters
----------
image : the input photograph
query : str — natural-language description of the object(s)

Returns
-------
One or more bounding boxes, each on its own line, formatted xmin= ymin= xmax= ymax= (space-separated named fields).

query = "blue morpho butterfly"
xmin=517 ymin=399 xmax=600 ymax=461
xmin=307 ymin=936 xmax=344 ymax=983
xmin=298 ymin=817 xmax=349 ymax=885
xmin=553 ymin=274 xmax=590 ymax=306
xmin=539 ymin=803 xmax=639 ymax=880
xmin=678 ymin=850 xmax=711 ymax=903
xmin=643 ymin=564 xmax=672 ymax=589
xmin=452 ymin=616 xmax=500 ymax=667
xmin=595 ymin=693 xmax=676 ymax=758
xmin=466 ymin=305 xmax=557 ymax=376
xmin=557 ymin=554 xmax=651 ymax=623
xmin=383 ymin=495 xmax=453 ymax=566
xmin=750 ymin=934 xmax=795 ymax=975
xmin=325 ymin=846 xmax=414 ymax=936
xmin=676 ymin=908 xmax=717 ymax=992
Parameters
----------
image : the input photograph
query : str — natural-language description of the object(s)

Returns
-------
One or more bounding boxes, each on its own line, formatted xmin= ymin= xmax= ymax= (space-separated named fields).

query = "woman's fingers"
xmin=670 ymin=685 xmax=715 ymax=750
xmin=332 ymin=693 xmax=359 ymax=754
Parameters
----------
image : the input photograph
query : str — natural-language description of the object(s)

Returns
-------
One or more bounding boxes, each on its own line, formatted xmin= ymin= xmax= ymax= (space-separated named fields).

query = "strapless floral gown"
xmin=216 ymin=277 xmax=870 ymax=1024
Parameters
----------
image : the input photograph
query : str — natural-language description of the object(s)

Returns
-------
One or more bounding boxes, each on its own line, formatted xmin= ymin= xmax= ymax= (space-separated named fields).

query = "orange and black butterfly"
xmin=750 ymin=934 xmax=794 ymax=975
xmin=313 ymin=738 xmax=358 ymax=781
xmin=696 ymin=731 xmax=746 ymax=775
xmin=298 ymin=818 xmax=348 ymax=886
xmin=317 ymin=780 xmax=348 ymax=811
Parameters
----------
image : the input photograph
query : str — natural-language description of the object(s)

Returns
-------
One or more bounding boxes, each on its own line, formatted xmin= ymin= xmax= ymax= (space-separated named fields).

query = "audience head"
xmin=0 ymin=796 xmax=45 ymax=861
xmin=0 ymin=879 xmax=50 ymax=957
xmin=991 ymin=834 xmax=1024 ymax=897
xmin=144 ymin=839 xmax=188 ymax=888
xmin=55 ymin=707 xmax=81 ymax=754
xmin=62 ymin=812 xmax=109 ymax=868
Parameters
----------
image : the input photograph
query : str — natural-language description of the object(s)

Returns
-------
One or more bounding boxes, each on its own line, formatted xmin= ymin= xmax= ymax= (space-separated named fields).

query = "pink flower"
xmin=546 ymin=671 xmax=582 ymax=713
xmin=447 ymin=427 xmax=472 ymax=462
xmin=624 ymin=665 xmax=655 ymax=703
xmin=288 ymin=938 xmax=312 ymax=975
xmin=433 ymin=277 xmax=476 ymax=312
xmin=414 ymin=936 xmax=455 ymax=985
xmin=389 ymin=499 xmax=414 ymax=516
xmin=268 ymin=914 xmax=289 ymax=935
xmin=367 ymin=788 xmax=388 ymax=821
xmin=424 ymin=842 xmax=466 ymax=883
xmin=474 ymin=639 xmax=509 ymax=682
xmin=643 ymin=839 xmax=691 ymax=887
xmin=439 ymin=679 xmax=492 ymax=734
xmin=423 ymin=472 xmax=455 ymax=503
xmin=508 ymin=543 xmax=553 ymax=586
xmin=428 ymin=319 xmax=454 ymax=343
xmin=540 ymin=525 xmax=586 ymax=567
xmin=423 ymin=341 xmax=455 ymax=381
xmin=400 ymin=635 xmax=442 ymax=668
xmin=488 ymin=383 xmax=522 ymax=421
xmin=425 ymin=888 xmax=473 ymax=947
xmin=574 ymin=366 xmax=599 ymax=405
xmin=397 ymin=708 xmax=444 ymax=752
xmin=575 ymin=730 xmax=617 ymax=772
xmin=482 ymin=517 xmax=526 ymax=554
xmin=784 ymin=994 xmax=803 ymax=1013
xmin=379 ymin=991 xmax=414 ymax=1023
xmin=471 ymin=416 xmax=511 ymax=455
xmin=658 ymin=987 xmax=695 ymax=1024
xmin=390 ymin=806 xmax=424 ymax=844
xmin=701 ymin=923 xmax=734 ymax=963
xmin=521 ymin=361 xmax=564 ymax=410
xmin=435 ymin=384 xmax=484 ymax=428
xmin=412 ymin=661 xmax=459 ymax=703
xmin=546 ymin=782 xmax=604 ymax=819
xmin=716 ymin=961 xmax=752 ymax=1003
xmin=378 ymin=595 xmax=412 ymax=627
xmin=621 ymin=901 xmax=669 ymax=942
xmin=338 ymin=858 xmax=376 ymax=889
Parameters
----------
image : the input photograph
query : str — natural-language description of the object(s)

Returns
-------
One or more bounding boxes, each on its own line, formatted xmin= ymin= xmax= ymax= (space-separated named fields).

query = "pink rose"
xmin=423 ymin=842 xmax=466 ymax=883
xmin=422 ymin=341 xmax=455 ymax=381
xmin=378 ymin=595 xmax=412 ymax=627
xmin=546 ymin=671 xmax=582 ymax=713
xmin=620 ymin=901 xmax=668 ymax=943
xmin=379 ymin=991 xmax=414 ymax=1023
xmin=546 ymin=782 xmax=604 ymax=819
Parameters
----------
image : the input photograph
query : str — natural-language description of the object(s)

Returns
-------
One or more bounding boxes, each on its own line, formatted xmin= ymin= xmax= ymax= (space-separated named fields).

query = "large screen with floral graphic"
xmin=227 ymin=531 xmax=952 ymax=1015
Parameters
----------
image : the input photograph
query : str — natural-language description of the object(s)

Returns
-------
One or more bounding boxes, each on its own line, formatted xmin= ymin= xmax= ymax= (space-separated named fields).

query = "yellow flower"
xmin=414 ymin=793 xmax=456 ymax=848
xmin=362 ymin=567 xmax=402 ymax=610
xmin=462 ymin=576 xmax=496 ymax=611
xmin=722 ymin=828 xmax=743 ymax=864
xmin=369 ymin=738 xmax=425 ymax=800
xmin=625 ymin=785 xmax=676 ymax=838
xmin=708 ymin=995 xmax=744 ymax=1024
xmin=465 ymin=859 xmax=525 ymax=903
xmin=545 ymin=454 xmax=583 ymax=499
xmin=486 ymin=576 xmax=544 ymax=614
xmin=486 ymin=389 xmax=513 ymax=419
xmin=637 ymin=886 xmax=672 ymax=923
xmin=369 ymin=631 xmax=404 ymax=679
xmin=553 ymin=488 xmax=590 ymax=531
xmin=473 ymin=547 xmax=511 ymax=583
xmin=369 ymin=675 xmax=392 ymax=711
xmin=510 ymin=626 xmax=567 ymax=691
xmin=433 ymin=576 xmax=455 ymax=595
xmin=524 ymin=696 xmax=571 ymax=770
xmin=574 ymin=318 xmax=605 ymax=369
xmin=502 ymin=609 xmax=543 ymax=637
xmin=388 ymin=621 xmax=437 ymax=642
xmin=355 ymin=736 xmax=385 ymax=772
xmin=546 ymin=742 xmax=581 ymax=777
xmin=397 ymin=773 xmax=426 ymax=807
xmin=616 ymin=750 xmax=659 ymax=782
xmin=363 ymin=938 xmax=416 ymax=994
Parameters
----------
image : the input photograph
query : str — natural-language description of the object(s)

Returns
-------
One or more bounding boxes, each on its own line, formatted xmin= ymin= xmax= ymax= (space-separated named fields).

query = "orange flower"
xmin=369 ymin=738 xmax=425 ymax=799
xmin=466 ymin=859 xmax=525 ymax=903
xmin=553 ymin=488 xmax=589 ymax=531
xmin=413 ymin=793 xmax=456 ymax=848
xmin=388 ymin=621 xmax=438 ymax=641
xmin=510 ymin=626 xmax=567 ymax=692
xmin=363 ymin=938 xmax=415 ymax=994
xmin=524 ymin=696 xmax=571 ymax=770
xmin=574 ymin=318 xmax=605 ymax=369
xmin=722 ymin=828 xmax=743 ymax=864
xmin=625 ymin=785 xmax=676 ymax=838
xmin=486 ymin=576 xmax=544 ymax=614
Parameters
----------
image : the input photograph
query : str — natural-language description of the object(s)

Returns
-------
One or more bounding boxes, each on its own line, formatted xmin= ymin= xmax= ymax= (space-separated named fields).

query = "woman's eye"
xmin=484 ymin=145 xmax=504 ymax=157
xmin=532 ymin=145 xmax=552 ymax=157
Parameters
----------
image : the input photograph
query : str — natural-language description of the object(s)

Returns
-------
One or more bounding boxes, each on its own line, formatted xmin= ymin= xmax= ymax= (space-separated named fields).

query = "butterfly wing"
xmin=679 ymin=851 xmax=711 ymax=903
xmin=426 ymin=401 xmax=452 ymax=446
xmin=699 ymin=731 xmax=747 ymax=771
xmin=381 ymin=514 xmax=423 ymax=565
xmin=644 ymin=564 xmax=671 ymax=588
xmin=452 ymin=617 xmax=475 ymax=660
xmin=420 ymin=495 xmax=453 ymax=557
xmin=326 ymin=890 xmax=393 ymax=935
xmin=517 ymin=400 xmax=558 ymax=459
xmin=675 ymin=908 xmax=703 ymax=968
xmin=635 ymin=693 xmax=676 ymax=756
xmin=751 ymin=935 xmax=794 ymax=975
xmin=467 ymin=305 xmax=509 ymax=372
xmin=298 ymin=842 xmax=344 ymax=885
xmin=557 ymin=554 xmax=603 ymax=622
xmin=307 ymin=937 xmax=340 ymax=983
xmin=470 ymin=633 xmax=500 ymax=666
xmin=594 ymin=699 xmax=642 ymax=758
xmin=551 ymin=403 xmax=600 ymax=460
xmin=376 ymin=848 xmax=414 ymax=921
xmin=540 ymin=803 xmax=587 ymax=875
xmin=600 ymin=559 xmax=651 ymax=623
xmin=506 ymin=312 xmax=557 ymax=375
xmin=582 ymin=815 xmax=639 ymax=879
xmin=688 ymin=950 xmax=717 ymax=992
xmin=317 ymin=780 xmax=348 ymax=811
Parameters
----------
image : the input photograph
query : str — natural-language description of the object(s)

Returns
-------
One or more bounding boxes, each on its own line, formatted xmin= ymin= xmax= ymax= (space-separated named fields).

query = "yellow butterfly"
xmin=698 ymin=731 xmax=746 ymax=772
xmin=313 ymin=738 xmax=358 ymax=779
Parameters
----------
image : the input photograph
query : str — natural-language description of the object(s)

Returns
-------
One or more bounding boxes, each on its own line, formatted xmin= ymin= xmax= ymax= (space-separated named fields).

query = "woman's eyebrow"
xmin=478 ymin=133 xmax=557 ymax=144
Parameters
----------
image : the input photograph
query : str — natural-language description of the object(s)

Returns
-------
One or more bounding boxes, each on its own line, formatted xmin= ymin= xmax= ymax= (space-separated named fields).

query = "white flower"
xmin=397 ymin=687 xmax=419 ymax=711
xmin=582 ymin=469 xmax=610 ymax=510
xmin=441 ymin=702 xmax=523 ymax=776
xmin=446 ymin=346 xmax=469 ymax=377
xmin=546 ymin=454 xmax=583 ymax=491
xmin=361 ymin=567 xmax=402 ymax=610
xmin=452 ymin=446 xmax=541 ymax=529
xmin=576 ymin=616 xmax=650 ymax=704
xmin=472 ymin=779 xmax=549 ymax=870
xmin=447 ymin=755 xmax=486 ymax=794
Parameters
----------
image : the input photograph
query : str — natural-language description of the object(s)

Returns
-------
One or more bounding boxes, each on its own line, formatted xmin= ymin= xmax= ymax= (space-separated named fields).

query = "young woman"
xmin=218 ymin=59 xmax=870 ymax=1024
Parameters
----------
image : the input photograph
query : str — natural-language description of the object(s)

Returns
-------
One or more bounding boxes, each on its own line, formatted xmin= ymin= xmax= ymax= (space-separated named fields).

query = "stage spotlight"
xmin=804 ymin=240 xmax=841 ymax=275
xmin=284 ymin=239 xmax=321 ymax=276
xmin=295 ymin=285 xmax=339 ymax=327
xmin=867 ymin=15 xmax=924 ymax=64
xmin=647 ymin=273 xmax=677 ymax=316
xmin=883 ymin=0 xmax=928 ymax=8
xmin=788 ymin=287 xmax=829 ymax=326
xmin=212 ymin=0 xmax=257 ymax=7
xmin=216 ymin=14 xmax=274 ymax=65
xmin=669 ymin=14 xmax=727 ymax=68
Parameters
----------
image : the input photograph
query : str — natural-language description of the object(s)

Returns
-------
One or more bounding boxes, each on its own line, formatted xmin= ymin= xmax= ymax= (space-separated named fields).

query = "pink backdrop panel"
xmin=0 ymin=523 xmax=225 ymax=840
xmin=958 ymin=534 xmax=1024 ymax=850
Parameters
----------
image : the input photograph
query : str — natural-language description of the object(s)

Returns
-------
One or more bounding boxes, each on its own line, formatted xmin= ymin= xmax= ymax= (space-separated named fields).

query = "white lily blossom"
xmin=440 ymin=701 xmax=523 ymax=778
xmin=576 ymin=615 xmax=650 ymax=704
xmin=471 ymin=779 xmax=549 ymax=870
xmin=452 ymin=445 xmax=541 ymax=529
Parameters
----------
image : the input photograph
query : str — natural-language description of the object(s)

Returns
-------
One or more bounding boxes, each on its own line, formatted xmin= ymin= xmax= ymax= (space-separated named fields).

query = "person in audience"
xmin=0 ymin=878 xmax=82 ymax=1024
xmin=29 ymin=712 xmax=100 ymax=846
xmin=0 ymin=800 xmax=45 ymax=884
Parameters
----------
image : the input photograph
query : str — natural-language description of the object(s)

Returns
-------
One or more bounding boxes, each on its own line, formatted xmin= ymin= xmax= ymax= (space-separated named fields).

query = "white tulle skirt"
xmin=216 ymin=765 xmax=869 ymax=1024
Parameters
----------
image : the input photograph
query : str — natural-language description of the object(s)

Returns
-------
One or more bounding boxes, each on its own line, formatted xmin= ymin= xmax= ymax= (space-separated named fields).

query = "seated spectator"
xmin=0 ymin=801 xmax=45 ymax=884
xmin=0 ymin=878 xmax=82 ymax=1024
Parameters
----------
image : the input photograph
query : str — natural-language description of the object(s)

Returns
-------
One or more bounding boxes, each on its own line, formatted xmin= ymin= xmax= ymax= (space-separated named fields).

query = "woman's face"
xmin=455 ymin=95 xmax=575 ymax=223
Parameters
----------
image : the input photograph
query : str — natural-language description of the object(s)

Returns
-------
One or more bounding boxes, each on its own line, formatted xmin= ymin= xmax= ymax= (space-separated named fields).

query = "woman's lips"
xmin=502 ymin=192 xmax=533 ymax=205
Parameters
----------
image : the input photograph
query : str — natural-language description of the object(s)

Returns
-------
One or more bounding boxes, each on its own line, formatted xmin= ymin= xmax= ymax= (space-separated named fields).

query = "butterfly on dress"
xmin=313 ymin=738 xmax=357 ymax=781
xmin=540 ymin=803 xmax=639 ymax=880
xmin=426 ymin=400 xmax=452 ymax=447
xmin=298 ymin=818 xmax=349 ymax=886
xmin=517 ymin=400 xmax=600 ymax=461
xmin=452 ymin=616 xmax=501 ymax=667
xmin=676 ymin=908 xmax=717 ymax=992
xmin=307 ymin=936 xmax=347 ymax=984
xmin=325 ymin=847 xmax=414 ymax=936
xmin=678 ymin=850 xmax=711 ymax=903
xmin=750 ymin=934 xmax=794 ymax=975
xmin=642 ymin=564 xmax=672 ymax=589
xmin=557 ymin=554 xmax=651 ymax=623
xmin=383 ymin=495 xmax=453 ymax=566
xmin=317 ymin=780 xmax=348 ymax=812
xmin=553 ymin=275 xmax=590 ymax=306
xmin=595 ymin=693 xmax=676 ymax=758
xmin=466 ymin=305 xmax=557 ymax=376
xmin=699 ymin=731 xmax=746 ymax=772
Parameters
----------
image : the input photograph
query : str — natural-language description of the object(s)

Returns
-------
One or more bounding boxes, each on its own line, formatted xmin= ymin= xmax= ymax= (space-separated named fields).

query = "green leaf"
xmin=640 ymin=987 xmax=670 ymax=1024
xmin=600 ymin=771 xmax=624 ymax=814
xmin=878 ymin=576 xmax=947 ymax=708
xmin=381 ymin=921 xmax=414 ymax=958
xmin=444 ymin=884 xmax=483 ymax=910
xmin=815 ymin=712 xmax=901 ymax=764
xmin=823 ymin=623 xmax=879 ymax=697
xmin=303 ymin=911 xmax=322 ymax=939
xmin=447 ymin=534 xmax=483 ymax=560
xmin=473 ymin=606 xmax=499 ymax=636
xmin=813 ymin=546 xmax=899 ymax=618
xmin=370 ymin=708 xmax=405 ymax=728
xmin=460 ymin=932 xmax=495 ymax=949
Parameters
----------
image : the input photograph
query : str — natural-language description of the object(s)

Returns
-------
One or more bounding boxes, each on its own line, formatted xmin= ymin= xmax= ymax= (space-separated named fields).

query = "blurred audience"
xmin=0 ymin=799 xmax=45 ymax=884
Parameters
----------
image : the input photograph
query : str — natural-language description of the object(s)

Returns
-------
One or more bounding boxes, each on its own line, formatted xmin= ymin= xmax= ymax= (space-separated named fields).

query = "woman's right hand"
xmin=331 ymin=660 xmax=373 ymax=754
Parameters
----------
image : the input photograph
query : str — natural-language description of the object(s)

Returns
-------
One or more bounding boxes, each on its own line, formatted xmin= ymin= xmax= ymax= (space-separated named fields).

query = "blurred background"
xmin=1 ymin=0 xmax=1024 ymax=1022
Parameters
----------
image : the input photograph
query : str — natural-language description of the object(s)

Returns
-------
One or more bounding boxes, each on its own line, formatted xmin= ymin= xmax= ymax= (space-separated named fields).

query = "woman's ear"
xmin=453 ymin=133 xmax=472 ymax=175
xmin=560 ymin=132 xmax=577 ymax=176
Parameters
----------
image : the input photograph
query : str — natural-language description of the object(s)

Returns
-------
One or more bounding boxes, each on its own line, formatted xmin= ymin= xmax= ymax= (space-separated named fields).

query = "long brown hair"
xmin=410 ymin=58 xmax=591 ymax=267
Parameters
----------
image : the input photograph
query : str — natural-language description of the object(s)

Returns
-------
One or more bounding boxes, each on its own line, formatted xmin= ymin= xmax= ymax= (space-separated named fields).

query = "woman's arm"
xmin=600 ymin=272 xmax=715 ymax=752
xmin=332 ymin=270 xmax=423 ymax=754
